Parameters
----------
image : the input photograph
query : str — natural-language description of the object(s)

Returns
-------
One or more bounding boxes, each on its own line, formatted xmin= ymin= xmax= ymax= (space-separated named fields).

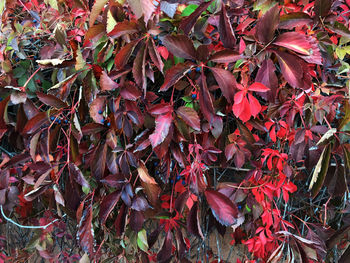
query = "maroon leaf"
xmin=36 ymin=92 xmax=68 ymax=109
xmin=120 ymin=82 xmax=142 ymax=101
xmin=204 ymin=189 xmax=238 ymax=226
xmin=255 ymin=59 xmax=278 ymax=101
xmin=91 ymin=143 xmax=107 ymax=180
xmin=314 ymin=0 xmax=332 ymax=18
xmin=99 ymin=190 xmax=121 ymax=224
xmin=255 ymin=4 xmax=279 ymax=44
xmin=157 ymin=231 xmax=173 ymax=263
xmin=162 ymin=35 xmax=196 ymax=60
xmin=274 ymin=32 xmax=322 ymax=64
xmin=114 ymin=39 xmax=140 ymax=70
xmin=209 ymin=49 xmax=242 ymax=63
xmin=274 ymin=50 xmax=304 ymax=89
xmin=77 ymin=204 xmax=94 ymax=256
xmin=148 ymin=38 xmax=164 ymax=73
xmin=22 ymin=112 xmax=49 ymax=135
xmin=131 ymin=196 xmax=149 ymax=211
xmin=199 ymin=72 xmax=215 ymax=123
xmin=279 ymin=12 xmax=313 ymax=29
xmin=107 ymin=20 xmax=138 ymax=38
xmin=68 ymin=163 xmax=89 ymax=188
xmin=187 ymin=202 xmax=204 ymax=239
xmin=210 ymin=67 xmax=237 ymax=103
xmin=100 ymin=71 xmax=119 ymax=91
xmin=133 ymin=42 xmax=147 ymax=95
xmin=160 ymin=63 xmax=191 ymax=91
xmin=179 ymin=0 xmax=213 ymax=35
xmin=149 ymin=112 xmax=173 ymax=148
xmin=218 ymin=3 xmax=236 ymax=49
xmin=176 ymin=106 xmax=200 ymax=131
xmin=148 ymin=102 xmax=173 ymax=115
xmin=82 ymin=123 xmax=106 ymax=135
xmin=115 ymin=203 xmax=127 ymax=236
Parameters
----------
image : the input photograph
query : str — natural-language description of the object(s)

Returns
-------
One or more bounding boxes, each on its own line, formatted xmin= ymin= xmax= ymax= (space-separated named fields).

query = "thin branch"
xmin=0 ymin=205 xmax=65 ymax=229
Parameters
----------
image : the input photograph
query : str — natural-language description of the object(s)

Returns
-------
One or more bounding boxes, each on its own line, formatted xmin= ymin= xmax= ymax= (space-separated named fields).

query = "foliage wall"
xmin=1 ymin=0 xmax=350 ymax=262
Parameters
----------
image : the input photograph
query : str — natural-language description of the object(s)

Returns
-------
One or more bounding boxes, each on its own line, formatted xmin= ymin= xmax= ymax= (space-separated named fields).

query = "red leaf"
xmin=160 ymin=63 xmax=191 ymax=91
xmin=176 ymin=106 xmax=201 ymax=131
xmin=114 ymin=40 xmax=140 ymax=70
xmin=248 ymin=82 xmax=269 ymax=92
xmin=210 ymin=49 xmax=242 ymax=63
xmin=210 ymin=67 xmax=237 ymax=103
xmin=107 ymin=20 xmax=138 ymax=38
xmin=225 ymin=143 xmax=237 ymax=161
xmin=149 ymin=112 xmax=173 ymax=148
xmin=77 ymin=204 xmax=94 ymax=256
xmin=100 ymin=71 xmax=119 ymax=91
xmin=205 ymin=189 xmax=238 ymax=226
xmin=148 ymin=38 xmax=164 ymax=72
xmin=187 ymin=202 xmax=204 ymax=239
xmin=218 ymin=3 xmax=236 ymax=48
xmin=22 ymin=112 xmax=49 ymax=135
xmin=162 ymin=35 xmax=196 ymax=60
xmin=99 ymin=190 xmax=121 ymax=224
xmin=179 ymin=0 xmax=213 ymax=35
xmin=36 ymin=92 xmax=68 ymax=109
xmin=255 ymin=4 xmax=279 ymax=44
xmin=148 ymin=102 xmax=173 ymax=115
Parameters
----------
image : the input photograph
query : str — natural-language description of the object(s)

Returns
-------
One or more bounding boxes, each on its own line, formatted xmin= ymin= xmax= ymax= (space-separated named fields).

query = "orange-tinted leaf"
xmin=138 ymin=161 xmax=157 ymax=184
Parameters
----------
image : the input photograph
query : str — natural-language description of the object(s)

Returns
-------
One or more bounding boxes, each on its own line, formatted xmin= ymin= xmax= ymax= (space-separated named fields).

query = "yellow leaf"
xmin=106 ymin=10 xmax=117 ymax=34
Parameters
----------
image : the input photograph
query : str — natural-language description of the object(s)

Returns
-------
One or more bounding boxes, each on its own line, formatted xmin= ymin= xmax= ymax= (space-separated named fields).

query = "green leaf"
xmin=137 ymin=229 xmax=149 ymax=252
xmin=309 ymin=143 xmax=332 ymax=198
xmin=336 ymin=46 xmax=350 ymax=60
xmin=13 ymin=67 xmax=26 ymax=78
xmin=182 ymin=96 xmax=192 ymax=102
xmin=181 ymin=4 xmax=198 ymax=17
